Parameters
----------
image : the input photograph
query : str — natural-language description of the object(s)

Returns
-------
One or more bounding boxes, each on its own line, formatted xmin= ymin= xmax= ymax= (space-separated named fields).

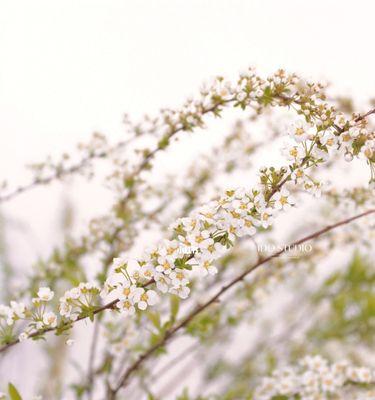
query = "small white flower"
xmin=288 ymin=120 xmax=312 ymax=142
xmin=112 ymin=257 xmax=127 ymax=269
xmin=249 ymin=192 xmax=266 ymax=211
xmin=187 ymin=229 xmax=214 ymax=249
xmin=19 ymin=332 xmax=28 ymax=342
xmin=311 ymin=146 xmax=329 ymax=162
xmin=117 ymin=299 xmax=136 ymax=315
xmin=291 ymin=168 xmax=305 ymax=183
xmin=303 ymin=180 xmax=322 ymax=197
xmin=37 ymin=287 xmax=54 ymax=302
xmin=113 ymin=282 xmax=138 ymax=301
xmin=154 ymin=272 xmax=171 ymax=293
xmin=158 ymin=239 xmax=179 ymax=257
xmin=273 ymin=188 xmax=295 ymax=211
xmin=190 ymin=253 xmax=218 ymax=277
xmin=334 ymin=113 xmax=347 ymax=128
xmin=351 ymin=367 xmax=373 ymax=383
xmin=65 ymin=339 xmax=75 ymax=347
xmin=180 ymin=217 xmax=198 ymax=232
xmin=344 ymin=151 xmax=354 ymax=162
xmin=348 ymin=127 xmax=361 ymax=138
xmin=133 ymin=289 xmax=159 ymax=311
xmin=321 ymin=371 xmax=338 ymax=393
xmin=169 ymin=269 xmax=190 ymax=287
xmin=140 ymin=264 xmax=155 ymax=280
xmin=203 ymin=242 xmax=227 ymax=257
xmin=43 ymin=311 xmax=58 ymax=327
xmin=301 ymin=370 xmax=320 ymax=392
xmin=283 ymin=143 xmax=305 ymax=163
xmin=68 ymin=287 xmax=81 ymax=300
xmin=169 ymin=285 xmax=190 ymax=299
xmin=59 ymin=301 xmax=72 ymax=318
xmin=10 ymin=301 xmax=26 ymax=319
xmin=300 ymin=355 xmax=328 ymax=373
xmin=361 ymin=141 xmax=374 ymax=159
xmin=101 ymin=273 xmax=127 ymax=297
xmin=320 ymin=131 xmax=338 ymax=148
xmin=198 ymin=260 xmax=218 ymax=276
xmin=156 ymin=256 xmax=174 ymax=275
xmin=260 ymin=208 xmax=274 ymax=228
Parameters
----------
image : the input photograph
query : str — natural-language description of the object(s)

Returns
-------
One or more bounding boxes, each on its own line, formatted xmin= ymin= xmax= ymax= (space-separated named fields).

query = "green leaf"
xmin=124 ymin=177 xmax=135 ymax=188
xmin=170 ymin=295 xmax=180 ymax=320
xmin=261 ymin=86 xmax=274 ymax=106
xmin=88 ymin=310 xmax=95 ymax=322
xmin=8 ymin=382 xmax=23 ymax=400
xmin=158 ymin=136 xmax=170 ymax=149
xmin=147 ymin=311 xmax=161 ymax=330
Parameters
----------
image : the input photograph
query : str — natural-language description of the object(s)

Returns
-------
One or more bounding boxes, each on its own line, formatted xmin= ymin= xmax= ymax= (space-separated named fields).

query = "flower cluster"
xmin=100 ymin=184 xmax=296 ymax=311
xmin=0 ymin=287 xmax=59 ymax=343
xmin=254 ymin=355 xmax=375 ymax=400
xmin=59 ymin=282 xmax=100 ymax=321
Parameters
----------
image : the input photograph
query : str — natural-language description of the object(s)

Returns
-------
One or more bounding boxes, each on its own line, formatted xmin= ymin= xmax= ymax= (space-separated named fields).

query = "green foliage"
xmin=70 ymin=384 xmax=86 ymax=399
xmin=186 ymin=308 xmax=221 ymax=340
xmin=147 ymin=311 xmax=161 ymax=330
xmin=175 ymin=388 xmax=211 ymax=400
xmin=260 ymin=86 xmax=274 ymax=106
xmin=310 ymin=253 xmax=375 ymax=344
xmin=170 ymin=294 xmax=180 ymax=321
xmin=158 ymin=136 xmax=170 ymax=149
xmin=8 ymin=383 xmax=22 ymax=400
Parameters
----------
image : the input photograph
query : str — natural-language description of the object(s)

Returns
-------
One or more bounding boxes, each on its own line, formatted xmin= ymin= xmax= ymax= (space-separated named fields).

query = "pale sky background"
xmin=0 ymin=0 xmax=374 ymax=397
xmin=1 ymin=0 xmax=374 ymax=240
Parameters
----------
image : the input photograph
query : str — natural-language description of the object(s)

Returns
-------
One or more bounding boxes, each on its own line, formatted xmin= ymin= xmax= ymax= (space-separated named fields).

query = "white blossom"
xmin=37 ymin=287 xmax=54 ymax=302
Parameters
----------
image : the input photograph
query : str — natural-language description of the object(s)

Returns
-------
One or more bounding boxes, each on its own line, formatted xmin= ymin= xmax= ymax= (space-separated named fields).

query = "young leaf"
xmin=8 ymin=383 xmax=22 ymax=400
xmin=170 ymin=294 xmax=180 ymax=320
xmin=147 ymin=311 xmax=161 ymax=330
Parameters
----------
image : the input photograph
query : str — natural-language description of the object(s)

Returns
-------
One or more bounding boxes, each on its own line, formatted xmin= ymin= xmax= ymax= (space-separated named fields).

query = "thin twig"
xmin=0 ymin=99 xmax=234 ymax=204
xmin=0 ymin=139 xmax=132 ymax=203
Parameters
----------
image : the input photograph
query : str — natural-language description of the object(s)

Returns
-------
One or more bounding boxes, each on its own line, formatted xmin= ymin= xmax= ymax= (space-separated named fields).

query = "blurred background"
xmin=0 ymin=0 xmax=374 ymax=398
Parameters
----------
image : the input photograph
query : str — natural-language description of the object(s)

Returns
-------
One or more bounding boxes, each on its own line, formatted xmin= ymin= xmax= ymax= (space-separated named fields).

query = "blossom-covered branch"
xmin=108 ymin=208 xmax=375 ymax=396
xmin=1 ymin=69 xmax=375 ymax=355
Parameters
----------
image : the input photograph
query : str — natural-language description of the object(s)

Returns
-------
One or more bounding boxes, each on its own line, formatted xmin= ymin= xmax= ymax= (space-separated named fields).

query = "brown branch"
xmin=109 ymin=208 xmax=375 ymax=397
xmin=355 ymin=107 xmax=375 ymax=122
